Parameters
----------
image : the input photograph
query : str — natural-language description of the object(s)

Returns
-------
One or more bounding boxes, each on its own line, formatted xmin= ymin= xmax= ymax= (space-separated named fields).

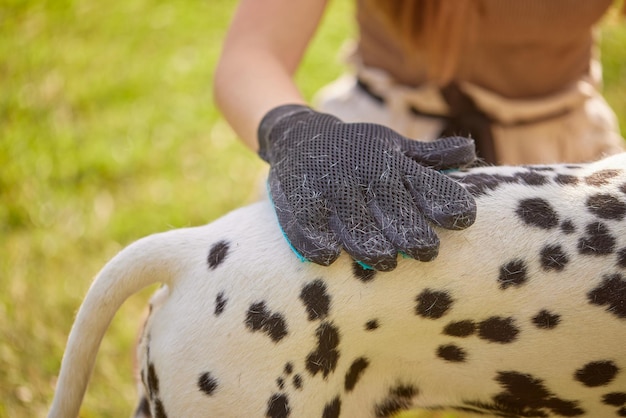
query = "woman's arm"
xmin=213 ymin=0 xmax=328 ymax=150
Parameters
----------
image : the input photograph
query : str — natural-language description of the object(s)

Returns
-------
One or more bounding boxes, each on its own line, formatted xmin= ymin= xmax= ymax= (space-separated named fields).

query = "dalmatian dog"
xmin=49 ymin=153 xmax=626 ymax=418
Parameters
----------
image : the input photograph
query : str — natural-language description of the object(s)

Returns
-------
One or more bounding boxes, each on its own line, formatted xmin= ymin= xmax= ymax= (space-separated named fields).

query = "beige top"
xmin=356 ymin=0 xmax=614 ymax=99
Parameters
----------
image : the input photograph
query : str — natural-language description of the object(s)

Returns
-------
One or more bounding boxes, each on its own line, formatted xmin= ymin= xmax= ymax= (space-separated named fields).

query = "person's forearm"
xmin=213 ymin=0 xmax=328 ymax=151
xmin=214 ymin=49 xmax=305 ymax=151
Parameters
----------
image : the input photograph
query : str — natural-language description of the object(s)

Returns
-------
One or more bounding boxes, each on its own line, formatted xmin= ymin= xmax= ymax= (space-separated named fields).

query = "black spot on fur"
xmin=266 ymin=393 xmax=290 ymax=418
xmin=586 ymin=193 xmax=626 ymax=220
xmin=478 ymin=317 xmax=519 ymax=343
xmin=555 ymin=174 xmax=579 ymax=186
xmin=542 ymin=398 xmax=585 ymax=417
xmin=560 ymin=219 xmax=576 ymax=234
xmin=578 ymin=221 xmax=616 ymax=256
xmin=214 ymin=292 xmax=227 ymax=316
xmin=603 ymin=392 xmax=626 ymax=406
xmin=293 ymin=374 xmax=303 ymax=390
xmin=516 ymin=198 xmax=559 ymax=230
xmin=365 ymin=319 xmax=379 ymax=330
xmin=374 ymin=384 xmax=418 ymax=418
xmin=587 ymin=273 xmax=626 ymax=318
xmin=443 ymin=320 xmax=476 ymax=337
xmin=526 ymin=166 xmax=554 ymax=172
xmin=585 ymin=169 xmax=622 ymax=186
xmin=207 ymin=240 xmax=229 ymax=270
xmin=532 ymin=310 xmax=561 ymax=329
xmin=484 ymin=371 xmax=585 ymax=417
xmin=392 ymin=385 xmax=418 ymax=399
xmin=322 ymin=397 xmax=341 ymax=418
xmin=154 ymin=398 xmax=168 ymax=418
xmin=198 ymin=372 xmax=218 ymax=396
xmin=374 ymin=399 xmax=406 ymax=418
xmin=352 ymin=261 xmax=376 ymax=282
xmin=147 ymin=362 xmax=160 ymax=398
xmin=284 ymin=363 xmax=293 ymax=375
xmin=276 ymin=378 xmax=285 ymax=390
xmin=300 ymin=279 xmax=331 ymax=321
xmin=437 ymin=344 xmax=467 ymax=362
xmin=306 ymin=322 xmax=340 ymax=378
xmin=134 ymin=396 xmax=151 ymax=418
xmin=461 ymin=400 xmax=548 ymax=417
xmin=575 ymin=360 xmax=620 ymax=387
xmin=517 ymin=171 xmax=548 ymax=186
xmin=540 ymin=245 xmax=569 ymax=271
xmin=245 ymin=302 xmax=288 ymax=342
xmin=617 ymin=248 xmax=626 ymax=268
xmin=603 ymin=393 xmax=626 ymax=416
xmin=415 ymin=289 xmax=453 ymax=319
xmin=456 ymin=173 xmax=519 ymax=197
xmin=498 ymin=260 xmax=528 ymax=289
xmin=344 ymin=357 xmax=370 ymax=392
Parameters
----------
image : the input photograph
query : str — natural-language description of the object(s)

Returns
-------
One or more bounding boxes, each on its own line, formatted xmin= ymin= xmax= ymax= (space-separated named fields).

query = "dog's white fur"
xmin=49 ymin=153 xmax=626 ymax=417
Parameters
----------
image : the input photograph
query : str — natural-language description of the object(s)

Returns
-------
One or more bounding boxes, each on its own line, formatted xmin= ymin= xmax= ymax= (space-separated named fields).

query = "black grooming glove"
xmin=258 ymin=104 xmax=476 ymax=271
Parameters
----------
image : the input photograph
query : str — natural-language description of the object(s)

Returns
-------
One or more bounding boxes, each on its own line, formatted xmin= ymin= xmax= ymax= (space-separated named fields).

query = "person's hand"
xmin=258 ymin=104 xmax=477 ymax=271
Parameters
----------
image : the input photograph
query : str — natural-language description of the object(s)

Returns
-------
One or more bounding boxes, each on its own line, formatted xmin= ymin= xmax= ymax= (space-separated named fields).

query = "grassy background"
xmin=1 ymin=1 xmax=624 ymax=417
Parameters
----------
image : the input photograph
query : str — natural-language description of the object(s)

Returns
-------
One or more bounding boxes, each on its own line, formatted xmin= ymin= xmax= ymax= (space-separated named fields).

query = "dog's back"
xmin=50 ymin=154 xmax=626 ymax=418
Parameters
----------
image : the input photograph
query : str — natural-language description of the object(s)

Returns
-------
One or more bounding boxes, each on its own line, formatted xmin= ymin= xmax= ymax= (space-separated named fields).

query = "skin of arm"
xmin=213 ymin=0 xmax=329 ymax=151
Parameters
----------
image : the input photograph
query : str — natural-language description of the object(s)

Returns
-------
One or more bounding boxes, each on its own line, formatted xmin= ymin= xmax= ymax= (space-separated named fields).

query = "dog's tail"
xmin=48 ymin=228 xmax=190 ymax=418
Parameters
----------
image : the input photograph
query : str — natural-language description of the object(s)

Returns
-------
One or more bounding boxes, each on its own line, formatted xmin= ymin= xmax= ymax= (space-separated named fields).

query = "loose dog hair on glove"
xmin=49 ymin=153 xmax=626 ymax=418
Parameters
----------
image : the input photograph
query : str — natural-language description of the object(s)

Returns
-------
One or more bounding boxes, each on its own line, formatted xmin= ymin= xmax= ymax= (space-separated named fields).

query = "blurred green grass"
xmin=0 ymin=1 xmax=624 ymax=417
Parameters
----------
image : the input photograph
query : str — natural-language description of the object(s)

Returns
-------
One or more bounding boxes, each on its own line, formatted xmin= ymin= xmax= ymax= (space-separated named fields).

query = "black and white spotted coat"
xmin=49 ymin=153 xmax=626 ymax=418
